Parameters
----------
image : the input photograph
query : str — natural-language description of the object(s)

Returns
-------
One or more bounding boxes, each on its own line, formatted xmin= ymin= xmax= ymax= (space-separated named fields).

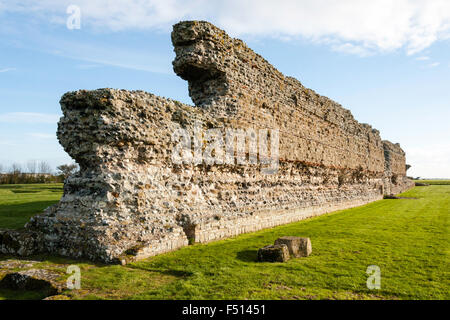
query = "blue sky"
xmin=0 ymin=1 xmax=449 ymax=178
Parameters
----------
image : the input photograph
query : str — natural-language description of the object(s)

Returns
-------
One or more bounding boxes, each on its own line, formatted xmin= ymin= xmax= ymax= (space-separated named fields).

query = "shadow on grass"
xmin=127 ymin=264 xmax=194 ymax=278
xmin=236 ymin=249 xmax=258 ymax=262
xmin=0 ymin=184 xmax=62 ymax=191
xmin=0 ymin=288 xmax=50 ymax=300
xmin=10 ymin=190 xmax=41 ymax=194
xmin=160 ymin=269 xmax=194 ymax=278
xmin=0 ymin=200 xmax=59 ymax=229
xmin=0 ymin=253 xmax=107 ymax=269
xmin=0 ymin=253 xmax=196 ymax=278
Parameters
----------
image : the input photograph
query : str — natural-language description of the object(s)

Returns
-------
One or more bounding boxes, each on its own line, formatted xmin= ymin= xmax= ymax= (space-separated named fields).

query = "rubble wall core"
xmin=0 ymin=21 xmax=414 ymax=263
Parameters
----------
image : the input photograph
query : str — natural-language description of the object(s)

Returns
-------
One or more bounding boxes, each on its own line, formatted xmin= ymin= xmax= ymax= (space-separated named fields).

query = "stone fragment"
xmin=275 ymin=236 xmax=312 ymax=258
xmin=0 ymin=259 xmax=39 ymax=270
xmin=257 ymin=244 xmax=290 ymax=262
xmin=0 ymin=269 xmax=63 ymax=296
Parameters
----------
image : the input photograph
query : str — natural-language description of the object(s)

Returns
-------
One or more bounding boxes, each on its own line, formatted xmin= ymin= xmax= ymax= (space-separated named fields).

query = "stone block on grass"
xmin=257 ymin=244 xmax=290 ymax=262
xmin=275 ymin=236 xmax=312 ymax=257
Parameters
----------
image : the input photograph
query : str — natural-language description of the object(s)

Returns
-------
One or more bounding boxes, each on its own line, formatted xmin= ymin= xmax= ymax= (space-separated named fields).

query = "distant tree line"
xmin=0 ymin=161 xmax=78 ymax=184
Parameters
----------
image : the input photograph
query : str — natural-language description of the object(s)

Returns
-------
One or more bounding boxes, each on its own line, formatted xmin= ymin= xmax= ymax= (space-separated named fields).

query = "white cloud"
xmin=415 ymin=56 xmax=430 ymax=61
xmin=1 ymin=0 xmax=449 ymax=56
xmin=428 ymin=62 xmax=440 ymax=67
xmin=0 ymin=112 xmax=60 ymax=124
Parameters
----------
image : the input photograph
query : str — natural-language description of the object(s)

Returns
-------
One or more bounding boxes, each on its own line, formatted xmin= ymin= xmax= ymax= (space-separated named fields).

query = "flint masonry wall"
xmin=0 ymin=21 xmax=414 ymax=263
xmin=383 ymin=140 xmax=410 ymax=195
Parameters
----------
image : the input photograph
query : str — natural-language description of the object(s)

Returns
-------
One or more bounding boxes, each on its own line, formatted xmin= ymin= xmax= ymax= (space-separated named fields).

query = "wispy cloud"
xmin=415 ymin=56 xmax=430 ymax=61
xmin=331 ymin=43 xmax=372 ymax=57
xmin=8 ymin=32 xmax=172 ymax=74
xmin=75 ymin=63 xmax=102 ymax=70
xmin=1 ymin=0 xmax=449 ymax=56
xmin=0 ymin=112 xmax=60 ymax=124
xmin=28 ymin=132 xmax=56 ymax=139
xmin=428 ymin=62 xmax=440 ymax=68
xmin=0 ymin=140 xmax=18 ymax=146
xmin=49 ymin=39 xmax=171 ymax=73
xmin=0 ymin=67 xmax=16 ymax=73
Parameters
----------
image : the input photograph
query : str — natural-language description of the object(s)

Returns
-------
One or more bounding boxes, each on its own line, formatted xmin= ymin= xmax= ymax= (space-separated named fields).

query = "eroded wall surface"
xmin=1 ymin=21 xmax=414 ymax=263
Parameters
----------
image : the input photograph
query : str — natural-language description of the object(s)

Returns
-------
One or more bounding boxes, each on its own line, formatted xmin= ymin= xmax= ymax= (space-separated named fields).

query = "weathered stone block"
xmin=257 ymin=244 xmax=290 ymax=262
xmin=275 ymin=236 xmax=312 ymax=257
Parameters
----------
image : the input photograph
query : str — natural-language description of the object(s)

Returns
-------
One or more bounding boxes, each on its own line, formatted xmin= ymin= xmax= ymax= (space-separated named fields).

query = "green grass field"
xmin=416 ymin=180 xmax=450 ymax=185
xmin=0 ymin=183 xmax=449 ymax=300
xmin=0 ymin=184 xmax=63 ymax=229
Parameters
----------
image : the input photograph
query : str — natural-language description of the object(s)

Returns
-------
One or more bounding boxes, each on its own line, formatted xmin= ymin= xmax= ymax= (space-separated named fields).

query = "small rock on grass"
xmin=257 ymin=244 xmax=290 ymax=262
xmin=275 ymin=236 xmax=312 ymax=257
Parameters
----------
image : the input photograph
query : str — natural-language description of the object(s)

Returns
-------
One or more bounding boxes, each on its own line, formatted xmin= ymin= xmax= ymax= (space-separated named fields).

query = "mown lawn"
xmin=0 ymin=184 xmax=63 ymax=229
xmin=0 ymin=184 xmax=449 ymax=300
xmin=417 ymin=180 xmax=450 ymax=185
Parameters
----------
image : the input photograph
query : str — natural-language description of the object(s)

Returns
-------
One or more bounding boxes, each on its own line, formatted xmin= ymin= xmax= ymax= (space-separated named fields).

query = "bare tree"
xmin=57 ymin=163 xmax=78 ymax=179
xmin=0 ymin=163 xmax=3 ymax=173
xmin=9 ymin=163 xmax=22 ymax=184
xmin=10 ymin=163 xmax=22 ymax=174
xmin=27 ymin=160 xmax=38 ymax=174
xmin=38 ymin=161 xmax=52 ymax=174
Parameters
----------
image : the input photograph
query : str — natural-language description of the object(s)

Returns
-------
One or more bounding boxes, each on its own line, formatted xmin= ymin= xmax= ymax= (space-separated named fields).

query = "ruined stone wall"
xmin=172 ymin=22 xmax=386 ymax=173
xmin=1 ymin=21 xmax=413 ymax=263
xmin=382 ymin=140 xmax=411 ymax=195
